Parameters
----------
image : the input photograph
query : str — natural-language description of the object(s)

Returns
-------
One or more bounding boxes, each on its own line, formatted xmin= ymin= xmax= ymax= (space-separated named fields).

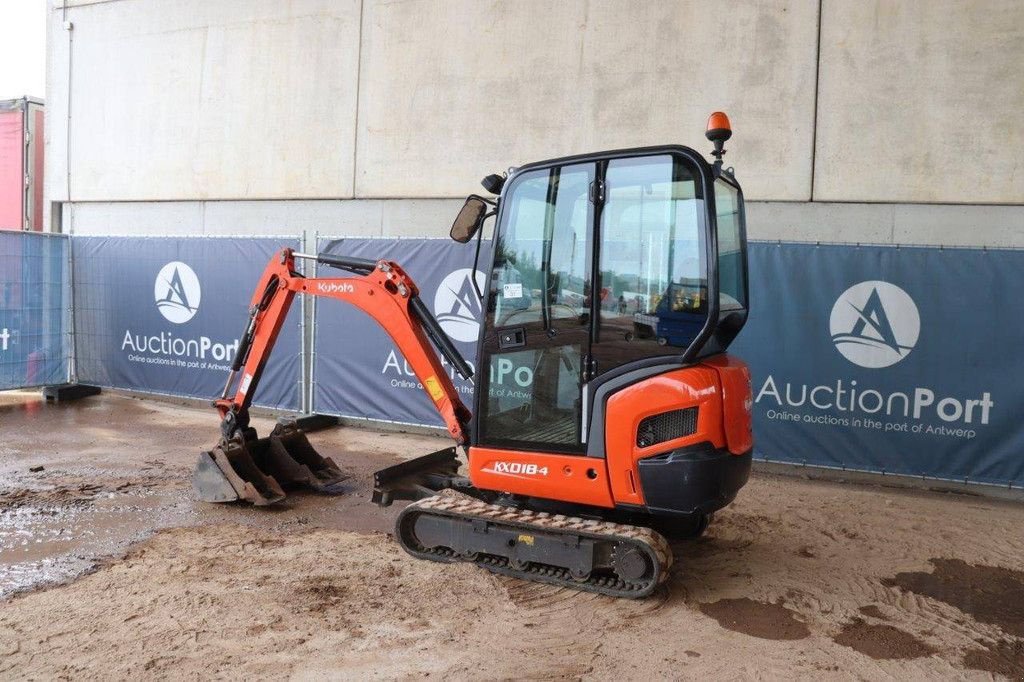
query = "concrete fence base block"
xmin=42 ymin=384 xmax=102 ymax=402
xmin=284 ymin=414 xmax=340 ymax=433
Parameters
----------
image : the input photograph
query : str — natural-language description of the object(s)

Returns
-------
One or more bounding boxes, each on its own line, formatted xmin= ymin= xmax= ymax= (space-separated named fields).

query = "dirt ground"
xmin=1 ymin=391 xmax=1023 ymax=680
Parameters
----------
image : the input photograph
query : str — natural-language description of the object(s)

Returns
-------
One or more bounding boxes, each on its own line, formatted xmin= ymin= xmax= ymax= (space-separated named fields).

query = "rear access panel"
xmin=602 ymin=364 xmax=726 ymax=507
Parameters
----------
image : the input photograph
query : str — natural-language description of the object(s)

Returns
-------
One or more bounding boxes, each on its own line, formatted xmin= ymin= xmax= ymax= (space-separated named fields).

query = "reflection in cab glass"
xmin=715 ymin=178 xmax=746 ymax=311
xmin=598 ymin=155 xmax=706 ymax=367
xmin=489 ymin=164 xmax=591 ymax=328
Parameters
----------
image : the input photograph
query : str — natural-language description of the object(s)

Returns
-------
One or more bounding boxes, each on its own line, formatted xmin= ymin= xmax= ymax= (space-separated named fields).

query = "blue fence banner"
xmin=0 ymin=232 xmax=71 ymax=389
xmin=731 ymin=242 xmax=1024 ymax=487
xmin=312 ymin=238 xmax=489 ymax=426
xmin=72 ymin=236 xmax=302 ymax=410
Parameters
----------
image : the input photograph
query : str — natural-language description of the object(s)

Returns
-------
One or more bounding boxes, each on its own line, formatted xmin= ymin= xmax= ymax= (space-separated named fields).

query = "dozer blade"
xmin=193 ymin=440 xmax=287 ymax=506
xmin=372 ymin=447 xmax=463 ymax=506
xmin=263 ymin=421 xmax=348 ymax=493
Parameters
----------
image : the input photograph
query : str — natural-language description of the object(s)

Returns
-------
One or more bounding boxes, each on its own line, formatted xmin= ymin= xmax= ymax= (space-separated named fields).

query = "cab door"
xmin=475 ymin=162 xmax=595 ymax=454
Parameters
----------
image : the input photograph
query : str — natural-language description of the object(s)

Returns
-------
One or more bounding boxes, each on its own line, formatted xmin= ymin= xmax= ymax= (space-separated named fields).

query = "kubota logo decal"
xmin=830 ymin=281 xmax=919 ymax=369
xmin=317 ymin=282 xmax=355 ymax=294
xmin=154 ymin=262 xmax=201 ymax=324
xmin=434 ymin=268 xmax=486 ymax=343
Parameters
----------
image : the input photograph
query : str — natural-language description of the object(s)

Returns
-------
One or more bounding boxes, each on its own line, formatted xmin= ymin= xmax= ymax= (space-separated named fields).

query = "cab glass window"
xmin=715 ymin=178 xmax=746 ymax=310
xmin=597 ymin=155 xmax=706 ymax=356
xmin=487 ymin=164 xmax=592 ymax=329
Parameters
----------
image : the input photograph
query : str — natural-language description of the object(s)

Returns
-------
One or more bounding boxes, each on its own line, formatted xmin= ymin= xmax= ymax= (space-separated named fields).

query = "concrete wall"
xmin=47 ymin=0 xmax=361 ymax=202
xmin=815 ymin=0 xmax=1024 ymax=204
xmin=46 ymin=0 xmax=1024 ymax=244
xmin=61 ymin=198 xmax=466 ymax=238
xmin=356 ymin=0 xmax=818 ymax=201
xmin=62 ymin=198 xmax=1024 ymax=250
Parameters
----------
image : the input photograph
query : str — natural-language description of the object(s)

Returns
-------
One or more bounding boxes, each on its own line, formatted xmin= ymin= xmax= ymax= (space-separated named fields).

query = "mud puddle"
xmin=0 ymin=471 xmax=191 ymax=598
xmin=0 ymin=445 xmax=410 ymax=598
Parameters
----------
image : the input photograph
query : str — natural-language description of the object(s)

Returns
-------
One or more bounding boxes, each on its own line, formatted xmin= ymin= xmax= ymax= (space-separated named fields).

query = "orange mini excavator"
xmin=193 ymin=113 xmax=753 ymax=597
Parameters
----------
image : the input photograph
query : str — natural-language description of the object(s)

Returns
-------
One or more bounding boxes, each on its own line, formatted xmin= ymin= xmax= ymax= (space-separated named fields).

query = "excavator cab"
xmin=473 ymin=147 xmax=748 ymax=446
xmin=455 ymin=138 xmax=753 ymax=525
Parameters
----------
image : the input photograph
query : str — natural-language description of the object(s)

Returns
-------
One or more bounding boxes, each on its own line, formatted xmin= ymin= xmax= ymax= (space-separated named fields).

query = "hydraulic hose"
xmin=409 ymin=295 xmax=474 ymax=380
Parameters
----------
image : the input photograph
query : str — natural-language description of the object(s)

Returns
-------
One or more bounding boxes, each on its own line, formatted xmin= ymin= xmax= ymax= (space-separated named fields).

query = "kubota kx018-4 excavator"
xmin=193 ymin=113 xmax=753 ymax=598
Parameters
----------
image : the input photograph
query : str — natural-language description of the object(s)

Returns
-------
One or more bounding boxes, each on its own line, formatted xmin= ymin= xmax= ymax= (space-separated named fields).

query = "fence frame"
xmin=67 ymin=233 xmax=304 ymax=411
xmin=6 ymin=232 xmax=1021 ymax=493
xmin=0 ymin=230 xmax=73 ymax=390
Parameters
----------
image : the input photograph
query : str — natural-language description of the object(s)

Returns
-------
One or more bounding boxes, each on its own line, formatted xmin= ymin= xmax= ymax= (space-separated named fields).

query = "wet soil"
xmin=833 ymin=618 xmax=937 ymax=659
xmin=3 ymin=391 xmax=1024 ymax=678
xmin=698 ymin=598 xmax=810 ymax=640
xmin=962 ymin=639 xmax=1024 ymax=677
xmin=0 ymin=391 xmax=428 ymax=598
xmin=885 ymin=558 xmax=1024 ymax=638
xmin=857 ymin=604 xmax=889 ymax=620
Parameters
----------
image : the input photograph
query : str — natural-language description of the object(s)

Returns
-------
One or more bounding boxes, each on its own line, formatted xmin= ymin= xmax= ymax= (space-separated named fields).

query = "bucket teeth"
xmin=268 ymin=421 xmax=348 ymax=493
xmin=194 ymin=441 xmax=286 ymax=506
xmin=192 ymin=422 xmax=347 ymax=505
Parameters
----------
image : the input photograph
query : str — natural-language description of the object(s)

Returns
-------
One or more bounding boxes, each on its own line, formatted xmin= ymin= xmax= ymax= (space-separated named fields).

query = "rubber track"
xmin=396 ymin=489 xmax=673 ymax=599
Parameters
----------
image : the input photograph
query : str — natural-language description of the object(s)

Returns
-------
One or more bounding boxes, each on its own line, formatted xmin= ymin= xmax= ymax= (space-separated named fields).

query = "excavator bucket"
xmin=262 ymin=421 xmax=349 ymax=493
xmin=194 ymin=439 xmax=286 ymax=505
xmin=192 ymin=421 xmax=348 ymax=505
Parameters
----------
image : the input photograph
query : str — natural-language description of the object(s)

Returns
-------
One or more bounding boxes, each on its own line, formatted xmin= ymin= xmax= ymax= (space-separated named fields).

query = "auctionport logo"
xmin=830 ymin=281 xmax=919 ymax=369
xmin=154 ymin=262 xmax=201 ymax=324
xmin=434 ymin=268 xmax=486 ymax=343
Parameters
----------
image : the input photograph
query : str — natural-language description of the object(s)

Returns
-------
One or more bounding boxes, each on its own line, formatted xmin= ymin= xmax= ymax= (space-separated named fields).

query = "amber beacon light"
xmin=705 ymin=111 xmax=732 ymax=162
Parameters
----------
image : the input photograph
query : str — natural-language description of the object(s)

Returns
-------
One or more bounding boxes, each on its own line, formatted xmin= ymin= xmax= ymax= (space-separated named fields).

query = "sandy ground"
xmin=0 ymin=391 xmax=1023 ymax=680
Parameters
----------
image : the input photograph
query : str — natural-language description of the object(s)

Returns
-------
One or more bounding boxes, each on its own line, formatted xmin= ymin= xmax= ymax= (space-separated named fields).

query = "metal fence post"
xmin=65 ymin=233 xmax=76 ymax=384
xmin=298 ymin=230 xmax=309 ymax=415
xmin=307 ymin=230 xmax=318 ymax=415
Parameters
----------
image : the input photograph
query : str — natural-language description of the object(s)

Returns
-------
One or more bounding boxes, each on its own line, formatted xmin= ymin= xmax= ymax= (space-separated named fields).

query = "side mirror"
xmin=450 ymin=197 xmax=488 ymax=243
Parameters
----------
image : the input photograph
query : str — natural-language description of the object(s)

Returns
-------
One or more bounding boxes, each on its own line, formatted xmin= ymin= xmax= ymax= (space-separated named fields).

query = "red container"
xmin=0 ymin=97 xmax=44 ymax=231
